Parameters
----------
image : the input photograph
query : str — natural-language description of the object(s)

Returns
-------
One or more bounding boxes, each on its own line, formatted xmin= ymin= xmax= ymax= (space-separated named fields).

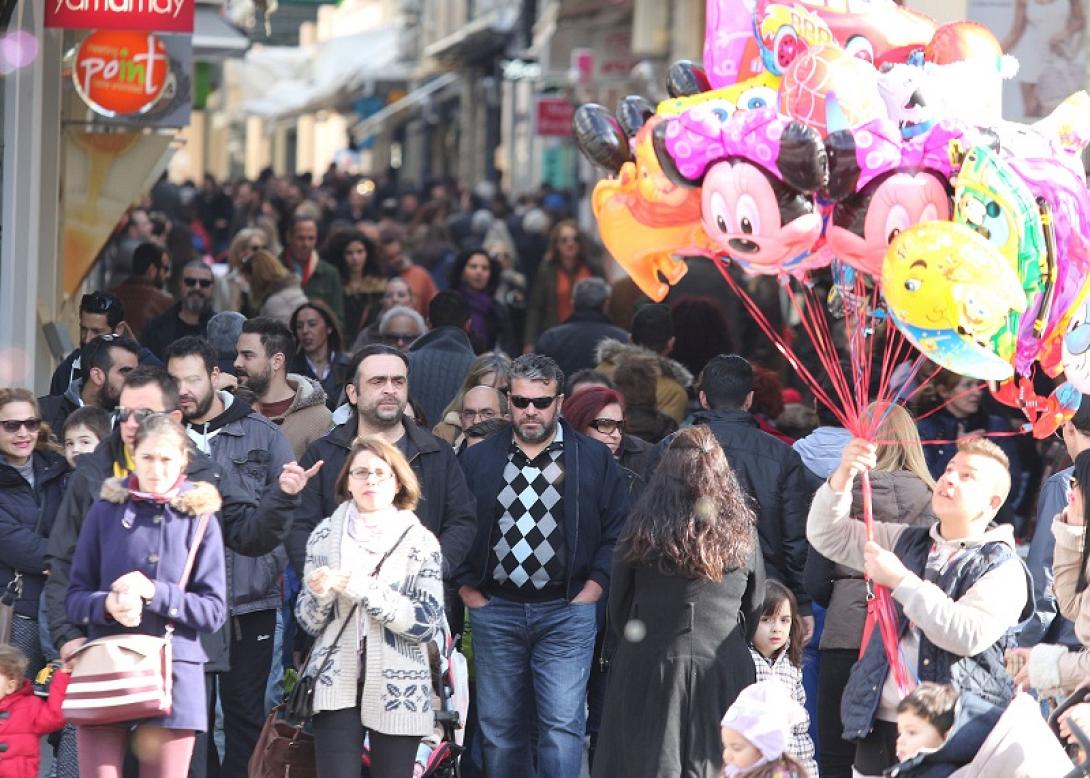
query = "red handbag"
xmin=62 ymin=513 xmax=210 ymax=725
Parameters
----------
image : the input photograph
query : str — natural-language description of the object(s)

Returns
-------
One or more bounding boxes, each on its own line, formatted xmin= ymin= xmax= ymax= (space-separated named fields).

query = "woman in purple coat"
xmin=65 ymin=413 xmax=227 ymax=778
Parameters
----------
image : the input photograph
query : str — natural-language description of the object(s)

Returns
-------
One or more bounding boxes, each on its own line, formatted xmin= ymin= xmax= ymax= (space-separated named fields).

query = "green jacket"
xmin=303 ymin=258 xmax=346 ymax=329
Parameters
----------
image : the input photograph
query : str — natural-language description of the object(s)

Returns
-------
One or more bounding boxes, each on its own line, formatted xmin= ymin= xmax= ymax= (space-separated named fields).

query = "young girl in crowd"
xmin=721 ymin=680 xmax=810 ymax=777
xmin=60 ymin=406 xmax=111 ymax=468
xmin=749 ymin=581 xmax=818 ymax=777
xmin=0 ymin=644 xmax=69 ymax=778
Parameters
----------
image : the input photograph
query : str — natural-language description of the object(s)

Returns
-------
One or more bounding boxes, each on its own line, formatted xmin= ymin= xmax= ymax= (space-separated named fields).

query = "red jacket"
xmin=0 ymin=673 xmax=69 ymax=778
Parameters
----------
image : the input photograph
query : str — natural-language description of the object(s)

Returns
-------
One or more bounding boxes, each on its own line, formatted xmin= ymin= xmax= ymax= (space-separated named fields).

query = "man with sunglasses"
xmin=142 ymin=261 xmax=215 ymax=360
xmin=45 ymin=366 xmax=315 ymax=690
xmin=47 ymin=291 xmax=162 ymax=397
xmin=454 ymin=353 xmax=629 ymax=778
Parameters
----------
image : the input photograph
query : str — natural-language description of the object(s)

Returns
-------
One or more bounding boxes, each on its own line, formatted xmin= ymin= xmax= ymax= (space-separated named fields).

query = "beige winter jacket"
xmin=1027 ymin=517 xmax=1090 ymax=697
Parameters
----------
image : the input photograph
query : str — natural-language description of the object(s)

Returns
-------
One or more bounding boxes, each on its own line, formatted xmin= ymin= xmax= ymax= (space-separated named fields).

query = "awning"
xmin=192 ymin=5 xmax=250 ymax=62
xmin=423 ymin=6 xmax=519 ymax=63
xmin=240 ymin=26 xmax=411 ymax=119
xmin=350 ymin=72 xmax=461 ymax=143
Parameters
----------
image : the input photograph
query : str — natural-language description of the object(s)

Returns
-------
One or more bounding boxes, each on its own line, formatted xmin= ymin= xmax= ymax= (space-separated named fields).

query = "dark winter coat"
xmin=0 ymin=450 xmax=68 ymax=618
xmin=67 ymin=478 xmax=227 ymax=728
xmin=0 ymin=675 xmax=69 ymax=778
xmin=285 ymin=416 xmax=477 ymax=578
xmin=884 ymin=692 xmax=1002 ymax=778
xmin=840 ymin=526 xmax=1033 ymax=742
xmin=407 ymin=326 xmax=477 ymax=427
xmin=37 ymin=381 xmax=84 ymax=439
xmin=534 ymin=310 xmax=629 ymax=379
xmin=45 ymin=431 xmax=297 ymax=662
xmin=805 ymin=470 xmax=936 ymax=650
xmin=290 ymin=350 xmax=352 ymax=411
xmin=453 ymin=419 xmax=630 ymax=600
xmin=618 ymin=434 xmax=651 ymax=480
xmin=142 ymin=302 xmax=214 ymax=360
xmin=591 ymin=538 xmax=765 ymax=778
xmin=651 ymin=409 xmax=815 ymax=614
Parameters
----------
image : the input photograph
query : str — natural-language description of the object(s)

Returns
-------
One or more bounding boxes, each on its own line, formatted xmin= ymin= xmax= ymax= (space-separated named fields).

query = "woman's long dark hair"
xmin=290 ymin=299 xmax=345 ymax=358
xmin=1073 ymin=449 xmax=1090 ymax=592
xmin=618 ymin=426 xmax=755 ymax=580
xmin=321 ymin=228 xmax=382 ymax=282
xmin=448 ymin=248 xmax=501 ymax=294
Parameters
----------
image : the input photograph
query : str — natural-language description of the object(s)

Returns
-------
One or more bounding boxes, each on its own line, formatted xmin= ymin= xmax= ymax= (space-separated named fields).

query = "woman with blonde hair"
xmin=804 ymin=402 xmax=936 ymax=777
xmin=215 ymin=227 xmax=268 ymax=314
xmin=296 ymin=436 xmax=444 ymax=777
xmin=432 ymin=352 xmax=511 ymax=445
xmin=522 ymin=220 xmax=601 ymax=351
xmin=243 ymin=249 xmax=308 ymax=325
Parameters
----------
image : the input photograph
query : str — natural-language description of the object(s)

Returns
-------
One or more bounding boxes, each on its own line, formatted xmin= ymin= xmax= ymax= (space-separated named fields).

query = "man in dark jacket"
xmin=45 ymin=366 xmax=310 ymax=668
xmin=650 ymin=354 xmax=815 ymax=633
xmin=39 ymin=334 xmax=140 ymax=434
xmin=534 ymin=277 xmax=628 ymax=379
xmin=285 ymin=345 xmax=477 ymax=579
xmin=142 ymin=261 xmax=215 ymax=360
xmin=454 ymin=354 xmax=629 ymax=778
xmin=109 ymin=241 xmax=174 ymax=339
xmin=406 ymin=291 xmax=476 ymax=426
xmin=167 ymin=337 xmax=294 ymax=778
xmin=49 ymin=291 xmax=161 ymax=397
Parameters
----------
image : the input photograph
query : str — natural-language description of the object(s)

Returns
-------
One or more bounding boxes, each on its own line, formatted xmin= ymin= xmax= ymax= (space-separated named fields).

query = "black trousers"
xmin=817 ymin=648 xmax=859 ymax=778
xmin=854 ymin=718 xmax=900 ymax=776
xmin=189 ymin=610 xmax=277 ymax=778
xmin=313 ymin=705 xmax=420 ymax=778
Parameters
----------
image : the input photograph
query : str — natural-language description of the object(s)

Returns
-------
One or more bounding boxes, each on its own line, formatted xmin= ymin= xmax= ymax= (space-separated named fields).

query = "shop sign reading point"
xmin=73 ymin=30 xmax=170 ymax=117
xmin=48 ymin=0 xmax=194 ymax=33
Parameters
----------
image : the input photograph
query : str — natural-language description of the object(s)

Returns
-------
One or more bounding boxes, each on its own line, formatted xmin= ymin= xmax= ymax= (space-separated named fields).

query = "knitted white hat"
xmin=720 ymin=679 xmax=806 ymax=761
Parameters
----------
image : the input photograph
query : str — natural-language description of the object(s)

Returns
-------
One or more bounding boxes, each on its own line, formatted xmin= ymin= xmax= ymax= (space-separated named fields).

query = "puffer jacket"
xmin=184 ymin=391 xmax=293 ymax=615
xmin=0 ymin=451 xmax=68 ymax=618
xmin=595 ymin=339 xmax=693 ymax=423
xmin=807 ymin=469 xmax=935 ymax=650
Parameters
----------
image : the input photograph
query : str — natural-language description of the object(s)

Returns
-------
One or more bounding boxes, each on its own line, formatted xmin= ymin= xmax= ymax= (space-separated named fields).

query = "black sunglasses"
xmin=81 ymin=292 xmax=120 ymax=314
xmin=1 ymin=418 xmax=41 ymax=434
xmin=117 ymin=408 xmax=157 ymax=424
xmin=588 ymin=417 xmax=624 ymax=435
xmin=509 ymin=395 xmax=558 ymax=410
xmin=184 ymin=277 xmax=213 ymax=289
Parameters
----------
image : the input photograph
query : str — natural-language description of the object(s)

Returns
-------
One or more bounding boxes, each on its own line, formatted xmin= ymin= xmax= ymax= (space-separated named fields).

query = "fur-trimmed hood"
xmin=100 ymin=477 xmax=223 ymax=516
xmin=594 ymin=338 xmax=693 ymax=388
xmin=285 ymin=373 xmax=329 ymax=415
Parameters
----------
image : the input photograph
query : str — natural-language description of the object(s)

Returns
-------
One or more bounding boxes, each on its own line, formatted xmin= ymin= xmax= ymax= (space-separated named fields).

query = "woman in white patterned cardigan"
xmin=296 ymin=435 xmax=445 ymax=777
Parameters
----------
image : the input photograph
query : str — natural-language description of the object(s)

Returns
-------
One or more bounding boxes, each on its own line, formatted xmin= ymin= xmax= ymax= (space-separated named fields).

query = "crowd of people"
xmin=2 ymin=168 xmax=1090 ymax=777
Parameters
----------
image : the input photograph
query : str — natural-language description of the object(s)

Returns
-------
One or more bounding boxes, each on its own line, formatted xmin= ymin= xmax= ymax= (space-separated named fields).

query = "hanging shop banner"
xmin=72 ymin=30 xmax=171 ymax=117
xmin=47 ymin=0 xmax=195 ymax=33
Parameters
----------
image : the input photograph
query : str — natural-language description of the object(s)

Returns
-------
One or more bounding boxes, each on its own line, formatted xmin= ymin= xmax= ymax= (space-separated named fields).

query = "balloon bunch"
xmin=573 ymin=0 xmax=1090 ymax=438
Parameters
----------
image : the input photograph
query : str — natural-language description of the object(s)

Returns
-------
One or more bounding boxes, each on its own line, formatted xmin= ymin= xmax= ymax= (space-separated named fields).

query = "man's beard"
xmin=359 ymin=397 xmax=405 ymax=429
xmin=238 ymin=365 xmax=271 ymax=399
xmin=514 ymin=416 xmax=556 ymax=444
xmin=183 ymin=293 xmax=209 ymax=315
xmin=181 ymin=389 xmax=216 ymax=422
xmin=97 ymin=383 xmax=121 ymax=412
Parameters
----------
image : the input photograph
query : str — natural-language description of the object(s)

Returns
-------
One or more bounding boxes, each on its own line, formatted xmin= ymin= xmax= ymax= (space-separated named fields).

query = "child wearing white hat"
xmin=720 ymin=679 xmax=812 ymax=777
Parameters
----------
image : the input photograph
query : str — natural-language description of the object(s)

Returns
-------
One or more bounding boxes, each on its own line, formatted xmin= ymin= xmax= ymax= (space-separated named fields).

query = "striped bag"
xmin=62 ymin=513 xmax=209 ymax=725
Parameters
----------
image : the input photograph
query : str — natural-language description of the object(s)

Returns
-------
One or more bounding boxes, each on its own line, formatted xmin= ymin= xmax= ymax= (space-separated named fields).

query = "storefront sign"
xmin=47 ymin=0 xmax=195 ymax=34
xmin=535 ymin=97 xmax=574 ymax=137
xmin=73 ymin=30 xmax=170 ymax=117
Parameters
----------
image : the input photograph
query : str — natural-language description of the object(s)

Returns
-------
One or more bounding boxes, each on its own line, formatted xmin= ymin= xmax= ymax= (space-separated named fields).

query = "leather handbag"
xmin=0 ymin=573 xmax=23 ymax=645
xmin=62 ymin=513 xmax=210 ymax=726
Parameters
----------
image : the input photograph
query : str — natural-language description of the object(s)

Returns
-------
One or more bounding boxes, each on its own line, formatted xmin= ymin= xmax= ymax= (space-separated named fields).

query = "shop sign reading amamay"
xmin=47 ymin=0 xmax=195 ymax=34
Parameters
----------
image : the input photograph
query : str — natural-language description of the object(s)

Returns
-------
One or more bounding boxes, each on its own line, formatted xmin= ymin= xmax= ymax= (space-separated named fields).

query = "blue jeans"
xmin=470 ymin=596 xmax=597 ymax=778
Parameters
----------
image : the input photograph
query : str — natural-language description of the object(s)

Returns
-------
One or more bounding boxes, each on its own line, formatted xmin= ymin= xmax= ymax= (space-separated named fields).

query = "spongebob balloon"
xmin=881 ymin=221 xmax=1026 ymax=381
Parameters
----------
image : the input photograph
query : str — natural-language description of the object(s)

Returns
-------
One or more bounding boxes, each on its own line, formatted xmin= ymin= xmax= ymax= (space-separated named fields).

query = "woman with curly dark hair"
xmin=448 ymin=249 xmax=515 ymax=353
xmin=592 ymin=426 xmax=765 ymax=778
xmin=321 ymin=228 xmax=385 ymax=342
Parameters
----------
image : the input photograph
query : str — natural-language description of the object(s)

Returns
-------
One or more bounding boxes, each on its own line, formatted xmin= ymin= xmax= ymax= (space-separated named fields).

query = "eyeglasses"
xmin=117 ymin=408 xmax=157 ymax=424
xmin=349 ymin=467 xmax=393 ymax=482
xmin=588 ymin=417 xmax=624 ymax=435
xmin=81 ymin=292 xmax=120 ymax=314
xmin=0 ymin=418 xmax=41 ymax=434
xmin=509 ymin=395 xmax=558 ymax=410
xmin=460 ymin=408 xmax=498 ymax=423
xmin=183 ymin=277 xmax=213 ymax=289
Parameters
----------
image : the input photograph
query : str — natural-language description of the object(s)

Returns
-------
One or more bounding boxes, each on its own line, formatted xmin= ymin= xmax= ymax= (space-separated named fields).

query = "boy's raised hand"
xmin=829 ymin=438 xmax=877 ymax=493
xmin=863 ymin=540 xmax=908 ymax=589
